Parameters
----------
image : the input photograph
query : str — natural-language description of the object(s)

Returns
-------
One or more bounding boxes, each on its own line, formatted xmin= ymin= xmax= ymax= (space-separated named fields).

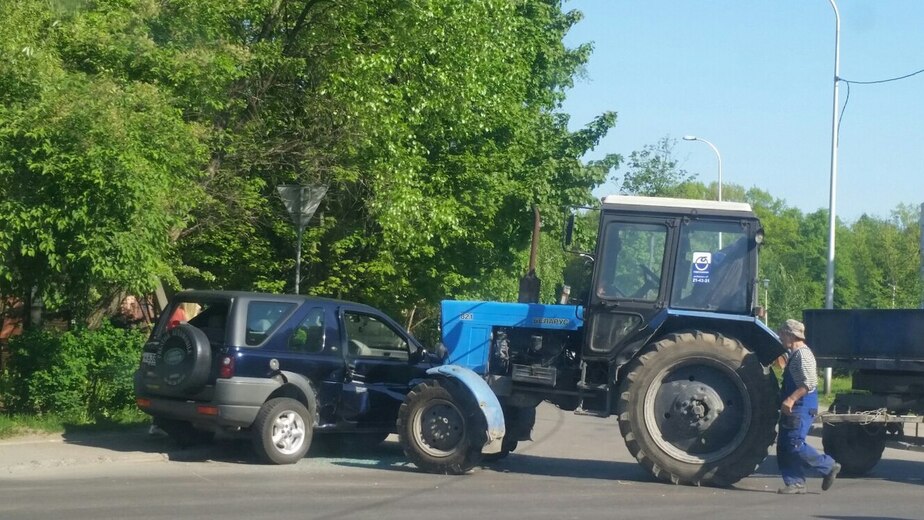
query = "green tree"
xmin=0 ymin=0 xmax=204 ymax=325
xmin=617 ymin=136 xmax=697 ymax=197
xmin=0 ymin=0 xmax=617 ymax=330
xmin=847 ymin=207 xmax=921 ymax=309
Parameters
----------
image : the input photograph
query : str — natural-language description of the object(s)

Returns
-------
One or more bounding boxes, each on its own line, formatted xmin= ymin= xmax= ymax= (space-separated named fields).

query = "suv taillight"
xmin=219 ymin=355 xmax=235 ymax=379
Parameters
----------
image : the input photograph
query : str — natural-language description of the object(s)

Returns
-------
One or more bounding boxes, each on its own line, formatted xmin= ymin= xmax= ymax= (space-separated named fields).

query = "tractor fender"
xmin=426 ymin=365 xmax=506 ymax=454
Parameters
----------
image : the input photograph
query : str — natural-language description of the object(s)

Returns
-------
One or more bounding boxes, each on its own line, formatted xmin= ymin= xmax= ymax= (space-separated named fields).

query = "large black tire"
xmin=822 ymin=422 xmax=886 ymax=476
xmin=251 ymin=397 xmax=314 ymax=464
xmin=397 ymin=379 xmax=485 ymax=474
xmin=617 ymin=331 xmax=779 ymax=486
xmin=149 ymin=324 xmax=212 ymax=394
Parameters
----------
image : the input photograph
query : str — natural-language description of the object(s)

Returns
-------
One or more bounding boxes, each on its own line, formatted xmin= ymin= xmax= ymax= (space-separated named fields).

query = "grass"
xmin=0 ymin=408 xmax=150 ymax=440
xmin=819 ymin=374 xmax=853 ymax=408
xmin=0 ymin=413 xmax=67 ymax=439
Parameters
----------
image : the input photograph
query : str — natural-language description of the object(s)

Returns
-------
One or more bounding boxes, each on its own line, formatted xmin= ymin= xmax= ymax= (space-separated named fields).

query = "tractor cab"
xmin=578 ymin=195 xmax=765 ymax=361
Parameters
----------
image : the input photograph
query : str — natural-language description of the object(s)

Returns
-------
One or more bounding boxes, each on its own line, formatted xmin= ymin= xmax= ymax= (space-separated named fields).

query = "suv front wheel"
xmin=252 ymin=398 xmax=314 ymax=464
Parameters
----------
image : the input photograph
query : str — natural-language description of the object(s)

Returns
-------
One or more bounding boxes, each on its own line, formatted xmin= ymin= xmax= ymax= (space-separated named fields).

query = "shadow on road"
xmin=332 ymin=445 xmax=655 ymax=483
xmin=480 ymin=453 xmax=654 ymax=481
xmin=58 ymin=427 xmax=924 ymax=488
xmin=749 ymin=453 xmax=924 ymax=490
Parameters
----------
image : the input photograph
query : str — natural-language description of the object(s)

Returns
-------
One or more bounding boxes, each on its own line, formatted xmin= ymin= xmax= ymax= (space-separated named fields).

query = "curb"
xmin=0 ymin=429 xmax=173 ymax=476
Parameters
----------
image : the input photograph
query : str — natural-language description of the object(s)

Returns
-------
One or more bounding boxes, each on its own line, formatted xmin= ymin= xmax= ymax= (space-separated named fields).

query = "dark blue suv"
xmin=135 ymin=290 xmax=445 ymax=464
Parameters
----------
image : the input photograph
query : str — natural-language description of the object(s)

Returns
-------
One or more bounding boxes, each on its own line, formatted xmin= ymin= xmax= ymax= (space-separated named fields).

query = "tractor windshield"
xmin=671 ymin=220 xmax=749 ymax=313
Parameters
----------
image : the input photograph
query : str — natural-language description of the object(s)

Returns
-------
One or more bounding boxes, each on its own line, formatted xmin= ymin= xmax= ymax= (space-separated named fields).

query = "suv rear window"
xmin=246 ymin=301 xmax=296 ymax=346
xmin=164 ymin=300 xmax=230 ymax=345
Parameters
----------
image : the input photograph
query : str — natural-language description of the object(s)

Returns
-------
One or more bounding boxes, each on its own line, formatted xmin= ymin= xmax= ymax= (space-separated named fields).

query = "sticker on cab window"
xmin=691 ymin=252 xmax=712 ymax=284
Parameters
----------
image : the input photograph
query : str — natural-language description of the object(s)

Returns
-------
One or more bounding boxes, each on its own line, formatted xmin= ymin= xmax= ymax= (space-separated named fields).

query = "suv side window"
xmin=343 ymin=312 xmax=409 ymax=360
xmin=288 ymin=307 xmax=326 ymax=353
xmin=246 ymin=301 xmax=296 ymax=346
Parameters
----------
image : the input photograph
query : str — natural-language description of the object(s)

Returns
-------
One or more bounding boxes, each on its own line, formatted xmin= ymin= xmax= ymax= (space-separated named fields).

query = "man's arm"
xmin=781 ymin=386 xmax=808 ymax=415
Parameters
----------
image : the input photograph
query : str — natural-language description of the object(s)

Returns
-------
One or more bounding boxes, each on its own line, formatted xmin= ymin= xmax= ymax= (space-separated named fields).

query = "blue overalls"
xmin=776 ymin=357 xmax=836 ymax=486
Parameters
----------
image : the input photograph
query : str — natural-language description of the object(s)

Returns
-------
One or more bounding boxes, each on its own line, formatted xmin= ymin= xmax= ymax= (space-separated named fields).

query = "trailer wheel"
xmin=822 ymin=422 xmax=886 ymax=476
xmin=617 ymin=331 xmax=778 ymax=486
xmin=398 ymin=379 xmax=484 ymax=474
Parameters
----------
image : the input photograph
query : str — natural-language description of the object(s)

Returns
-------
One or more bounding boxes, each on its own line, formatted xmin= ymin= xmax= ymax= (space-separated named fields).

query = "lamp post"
xmin=823 ymin=0 xmax=841 ymax=396
xmin=682 ymin=135 xmax=723 ymax=201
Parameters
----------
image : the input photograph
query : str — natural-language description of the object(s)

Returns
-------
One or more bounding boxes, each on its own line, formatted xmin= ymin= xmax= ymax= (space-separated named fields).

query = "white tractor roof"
xmin=600 ymin=195 xmax=753 ymax=214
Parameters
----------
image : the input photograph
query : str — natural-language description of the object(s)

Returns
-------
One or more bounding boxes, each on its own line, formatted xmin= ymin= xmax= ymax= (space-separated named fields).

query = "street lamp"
xmin=824 ymin=0 xmax=840 ymax=312
xmin=822 ymin=0 xmax=841 ymax=396
xmin=682 ymin=135 xmax=723 ymax=201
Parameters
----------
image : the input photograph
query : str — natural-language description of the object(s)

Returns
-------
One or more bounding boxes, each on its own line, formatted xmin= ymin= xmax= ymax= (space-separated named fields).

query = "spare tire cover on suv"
xmin=152 ymin=323 xmax=212 ymax=393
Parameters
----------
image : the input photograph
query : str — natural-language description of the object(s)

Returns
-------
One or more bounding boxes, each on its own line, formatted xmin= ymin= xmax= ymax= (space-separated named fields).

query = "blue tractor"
xmin=402 ymin=196 xmax=784 ymax=486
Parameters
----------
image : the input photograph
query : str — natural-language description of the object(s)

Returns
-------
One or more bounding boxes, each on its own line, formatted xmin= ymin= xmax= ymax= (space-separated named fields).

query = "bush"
xmin=0 ymin=323 xmax=146 ymax=422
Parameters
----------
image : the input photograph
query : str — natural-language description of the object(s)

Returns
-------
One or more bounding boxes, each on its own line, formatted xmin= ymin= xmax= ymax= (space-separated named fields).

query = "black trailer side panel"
xmin=803 ymin=309 xmax=924 ymax=371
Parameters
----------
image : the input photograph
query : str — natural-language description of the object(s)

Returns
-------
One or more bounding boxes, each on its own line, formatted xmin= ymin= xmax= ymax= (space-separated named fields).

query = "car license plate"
xmin=142 ymin=352 xmax=157 ymax=366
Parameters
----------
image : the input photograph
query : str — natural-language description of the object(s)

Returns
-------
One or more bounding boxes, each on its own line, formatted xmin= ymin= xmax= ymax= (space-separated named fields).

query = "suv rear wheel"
xmin=252 ymin=398 xmax=314 ymax=464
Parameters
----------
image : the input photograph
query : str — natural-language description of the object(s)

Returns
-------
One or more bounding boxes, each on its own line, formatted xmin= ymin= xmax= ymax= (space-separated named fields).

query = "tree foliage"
xmin=0 ymin=0 xmax=616 ymax=328
xmin=617 ymin=136 xmax=696 ymax=197
xmin=0 ymin=0 xmax=204 ymax=324
xmin=1 ymin=1 xmax=920 ymax=337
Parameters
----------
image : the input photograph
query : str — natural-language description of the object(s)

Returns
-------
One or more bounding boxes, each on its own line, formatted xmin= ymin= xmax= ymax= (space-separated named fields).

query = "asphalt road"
xmin=1 ymin=404 xmax=923 ymax=520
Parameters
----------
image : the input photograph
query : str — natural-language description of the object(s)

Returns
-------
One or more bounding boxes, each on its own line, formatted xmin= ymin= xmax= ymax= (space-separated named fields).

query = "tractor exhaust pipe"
xmin=517 ymin=206 xmax=541 ymax=303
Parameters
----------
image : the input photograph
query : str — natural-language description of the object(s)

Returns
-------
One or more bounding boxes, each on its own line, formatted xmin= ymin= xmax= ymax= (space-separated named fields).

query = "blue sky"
xmin=561 ymin=1 xmax=924 ymax=221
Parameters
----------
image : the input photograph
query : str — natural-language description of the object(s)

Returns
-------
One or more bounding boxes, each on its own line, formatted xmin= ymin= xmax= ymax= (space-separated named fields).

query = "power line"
xmin=835 ymin=66 xmax=924 ymax=138
xmin=839 ymin=67 xmax=924 ymax=85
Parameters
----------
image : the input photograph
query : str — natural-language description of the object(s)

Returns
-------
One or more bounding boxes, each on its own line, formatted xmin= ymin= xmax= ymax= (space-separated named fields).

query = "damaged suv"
xmin=135 ymin=290 xmax=466 ymax=465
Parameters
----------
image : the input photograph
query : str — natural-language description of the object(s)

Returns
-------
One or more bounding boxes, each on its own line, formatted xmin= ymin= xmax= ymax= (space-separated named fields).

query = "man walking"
xmin=777 ymin=319 xmax=841 ymax=494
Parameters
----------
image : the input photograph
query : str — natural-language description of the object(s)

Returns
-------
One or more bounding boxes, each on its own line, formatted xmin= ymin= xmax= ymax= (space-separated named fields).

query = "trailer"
xmin=804 ymin=309 xmax=924 ymax=476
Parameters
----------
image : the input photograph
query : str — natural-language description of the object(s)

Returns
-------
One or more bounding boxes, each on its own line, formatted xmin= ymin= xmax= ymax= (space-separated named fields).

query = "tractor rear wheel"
xmin=617 ymin=331 xmax=778 ymax=486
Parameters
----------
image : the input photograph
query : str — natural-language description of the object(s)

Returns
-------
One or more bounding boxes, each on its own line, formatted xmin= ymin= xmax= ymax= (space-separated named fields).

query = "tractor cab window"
xmin=595 ymin=222 xmax=667 ymax=302
xmin=672 ymin=220 xmax=749 ymax=313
